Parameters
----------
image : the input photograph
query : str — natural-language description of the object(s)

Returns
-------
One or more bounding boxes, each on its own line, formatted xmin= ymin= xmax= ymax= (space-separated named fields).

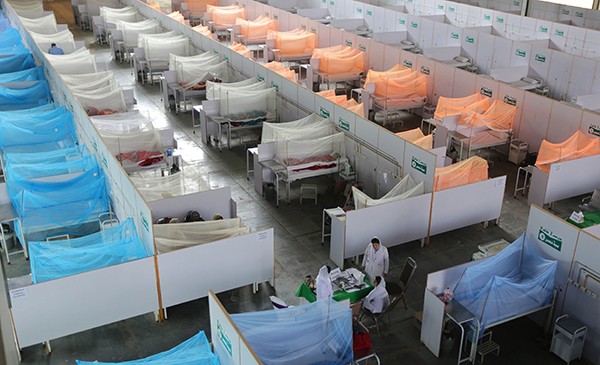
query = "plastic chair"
xmin=579 ymin=189 xmax=600 ymax=212
xmin=359 ymin=296 xmax=401 ymax=335
xmin=386 ymin=257 xmax=417 ymax=309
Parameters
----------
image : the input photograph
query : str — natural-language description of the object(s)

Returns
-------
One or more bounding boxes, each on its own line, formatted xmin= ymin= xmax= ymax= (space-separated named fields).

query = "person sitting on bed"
xmin=48 ymin=43 xmax=64 ymax=55
xmin=362 ymin=276 xmax=390 ymax=314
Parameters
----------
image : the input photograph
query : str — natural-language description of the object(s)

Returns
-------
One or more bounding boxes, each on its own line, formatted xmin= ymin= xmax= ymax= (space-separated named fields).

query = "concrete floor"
xmin=4 ymin=3 xmax=592 ymax=364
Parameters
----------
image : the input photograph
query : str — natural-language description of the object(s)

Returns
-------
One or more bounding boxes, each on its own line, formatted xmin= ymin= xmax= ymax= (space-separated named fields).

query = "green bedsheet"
xmin=295 ymin=278 xmax=374 ymax=304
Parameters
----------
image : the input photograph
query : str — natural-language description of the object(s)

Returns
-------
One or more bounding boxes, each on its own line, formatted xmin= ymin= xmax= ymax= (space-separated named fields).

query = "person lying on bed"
xmin=362 ymin=276 xmax=390 ymax=314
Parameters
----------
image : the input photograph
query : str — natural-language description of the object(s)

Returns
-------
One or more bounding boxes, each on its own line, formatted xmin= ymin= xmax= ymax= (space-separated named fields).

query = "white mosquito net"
xmin=63 ymin=71 xmax=117 ymax=93
xmin=117 ymin=18 xmax=160 ymax=48
xmin=206 ymin=78 xmax=259 ymax=100
xmin=73 ymin=87 xmax=126 ymax=115
xmin=100 ymin=6 xmax=139 ymax=25
xmin=169 ymin=53 xmax=229 ymax=84
xmin=137 ymin=31 xmax=177 ymax=48
xmin=261 ymin=114 xmax=331 ymax=143
xmin=129 ymin=164 xmax=211 ymax=202
xmin=353 ymin=174 xmax=424 ymax=209
xmin=219 ymin=87 xmax=276 ymax=120
xmin=31 ymin=29 xmax=77 ymax=54
xmin=46 ymin=48 xmax=97 ymax=75
xmin=153 ymin=218 xmax=250 ymax=254
xmin=100 ymin=127 xmax=165 ymax=173
xmin=19 ymin=13 xmax=58 ymax=34
xmin=143 ymin=35 xmax=190 ymax=61
xmin=91 ymin=111 xmax=152 ymax=133
xmin=275 ymin=131 xmax=345 ymax=166
xmin=207 ymin=80 xmax=264 ymax=100
xmin=10 ymin=1 xmax=44 ymax=18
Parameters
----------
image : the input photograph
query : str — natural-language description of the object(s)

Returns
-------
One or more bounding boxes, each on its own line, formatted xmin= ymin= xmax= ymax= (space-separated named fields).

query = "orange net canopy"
xmin=311 ymin=46 xmax=366 ymax=75
xmin=236 ymin=15 xmax=276 ymax=41
xmin=267 ymin=28 xmax=316 ymax=57
xmin=229 ymin=41 xmax=251 ymax=58
xmin=458 ymin=100 xmax=516 ymax=132
xmin=535 ymin=131 xmax=600 ymax=173
xmin=374 ymin=71 xmax=427 ymax=99
xmin=147 ymin=2 xmax=161 ymax=10
xmin=317 ymin=90 xmax=366 ymax=118
xmin=434 ymin=93 xmax=490 ymax=119
xmin=434 ymin=156 xmax=488 ymax=191
xmin=207 ymin=5 xmax=246 ymax=25
xmin=263 ymin=61 xmax=297 ymax=82
xmin=192 ymin=24 xmax=212 ymax=36
xmin=395 ymin=128 xmax=432 ymax=150
xmin=364 ymin=64 xmax=410 ymax=86
xmin=186 ymin=0 xmax=218 ymax=13
xmin=167 ymin=11 xmax=185 ymax=23
xmin=347 ymin=102 xmax=365 ymax=118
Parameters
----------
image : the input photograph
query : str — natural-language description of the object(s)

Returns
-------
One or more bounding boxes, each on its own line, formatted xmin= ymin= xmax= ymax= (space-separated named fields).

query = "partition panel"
xmin=545 ymin=154 xmax=600 ymax=205
xmin=150 ymin=187 xmax=233 ymax=221
xmin=421 ymin=289 xmax=444 ymax=358
xmin=547 ymin=51 xmax=573 ymax=100
xmin=432 ymin=63 xmax=455 ymax=103
xmin=546 ymin=101 xmax=582 ymax=143
xmin=383 ymin=44 xmax=401 ymax=70
xmin=517 ymin=92 xmax=552 ymax=151
xmin=567 ymin=57 xmax=596 ymax=99
xmin=498 ymin=84 xmax=524 ymax=135
xmin=579 ymin=110 xmax=600 ymax=138
xmin=451 ymin=68 xmax=477 ymax=97
xmin=335 ymin=104 xmax=357 ymax=134
xmin=208 ymin=291 xmax=242 ymax=365
xmin=475 ymin=76 xmax=500 ymax=100
xmin=11 ymin=258 xmax=158 ymax=348
xmin=491 ymin=37 xmax=513 ymax=69
xmin=403 ymin=142 xmax=436 ymax=193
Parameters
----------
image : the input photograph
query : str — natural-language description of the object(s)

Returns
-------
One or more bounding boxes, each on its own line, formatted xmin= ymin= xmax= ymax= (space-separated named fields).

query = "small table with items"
xmin=566 ymin=210 xmax=600 ymax=229
xmin=295 ymin=268 xmax=374 ymax=304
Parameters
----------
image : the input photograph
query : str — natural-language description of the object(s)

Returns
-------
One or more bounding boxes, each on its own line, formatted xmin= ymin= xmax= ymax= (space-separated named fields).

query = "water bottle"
xmin=444 ymin=287 xmax=453 ymax=303
xmin=166 ymin=148 xmax=172 ymax=156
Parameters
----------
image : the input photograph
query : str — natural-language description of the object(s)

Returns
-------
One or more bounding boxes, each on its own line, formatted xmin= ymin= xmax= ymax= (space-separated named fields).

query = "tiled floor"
xmin=6 ymin=3 xmax=589 ymax=363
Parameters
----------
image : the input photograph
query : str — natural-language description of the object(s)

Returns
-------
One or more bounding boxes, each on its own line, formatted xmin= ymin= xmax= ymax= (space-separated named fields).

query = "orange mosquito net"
xmin=207 ymin=5 xmax=246 ymax=25
xmin=236 ymin=15 xmax=277 ymax=41
xmin=263 ymin=61 xmax=297 ymax=82
xmin=186 ymin=0 xmax=218 ymax=14
xmin=434 ymin=156 xmax=488 ymax=191
xmin=229 ymin=41 xmax=252 ymax=58
xmin=395 ymin=128 xmax=432 ymax=150
xmin=267 ymin=28 xmax=316 ymax=57
xmin=535 ymin=131 xmax=600 ymax=173
xmin=312 ymin=46 xmax=366 ymax=75
xmin=192 ymin=24 xmax=212 ymax=36
xmin=347 ymin=102 xmax=365 ymax=118
xmin=317 ymin=90 xmax=366 ymax=118
xmin=167 ymin=11 xmax=185 ymax=23
xmin=364 ymin=64 xmax=410 ymax=86
xmin=374 ymin=71 xmax=427 ymax=99
xmin=458 ymin=100 xmax=516 ymax=132
xmin=147 ymin=2 xmax=161 ymax=10
xmin=434 ymin=93 xmax=490 ymax=119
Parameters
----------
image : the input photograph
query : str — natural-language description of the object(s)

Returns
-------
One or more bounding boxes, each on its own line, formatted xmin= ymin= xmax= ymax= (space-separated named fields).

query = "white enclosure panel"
xmin=432 ymin=63 xmax=455 ymax=103
xmin=525 ymin=206 xmax=579 ymax=294
xmin=378 ymin=129 xmax=405 ymax=165
xmin=545 ymin=154 xmax=600 ymax=204
xmin=407 ymin=15 xmax=421 ymax=42
xmin=475 ymin=77 xmax=500 ymax=100
xmin=492 ymin=37 xmax=513 ymax=69
xmin=208 ymin=292 xmax=242 ymax=365
xmin=396 ymin=12 xmax=408 ymax=31
xmin=547 ymin=50 xmax=573 ymax=100
xmin=376 ymin=155 xmax=401 ymax=197
xmin=546 ymin=101 xmax=583 ymax=143
xmin=267 ymin=69 xmax=283 ymax=94
xmin=335 ymin=105 xmax=357 ymax=134
xmin=535 ymin=19 xmax=553 ymax=39
xmin=159 ymin=229 xmax=274 ymax=308
xmin=416 ymin=55 xmax=436 ymax=100
xmin=430 ymin=176 xmax=506 ymax=236
xmin=461 ymin=28 xmax=479 ymax=61
xmin=579 ymin=110 xmax=600 ymax=138
xmin=565 ymin=26 xmax=587 ymax=56
xmin=529 ymin=46 xmax=551 ymax=81
xmin=475 ymin=33 xmax=495 ymax=74
xmin=510 ymin=42 xmax=531 ymax=66
xmin=330 ymin=215 xmax=347 ymax=268
xmin=550 ymin=23 xmax=568 ymax=51
xmin=11 ymin=258 xmax=158 ymax=348
xmin=400 ymin=49 xmax=418 ymax=70
xmin=421 ymin=289 xmax=445 ymax=358
xmin=342 ymin=193 xmax=432 ymax=258
xmin=342 ymin=31 xmax=357 ymax=48
xmin=384 ymin=9 xmax=396 ymax=32
xmin=498 ymin=84 xmax=525 ymax=136
xmin=355 ymin=117 xmax=379 ymax=147
xmin=446 ymin=25 xmax=462 ymax=47
xmin=280 ymin=76 xmax=298 ymax=102
xmin=150 ymin=187 xmax=233 ymax=221
xmin=492 ymin=11 xmax=507 ymax=34
xmin=368 ymin=40 xmax=385 ymax=71
xmin=315 ymin=95 xmax=336 ymax=120
xmin=567 ymin=57 xmax=595 ymax=99
xmin=298 ymin=85 xmax=315 ymax=111
xmin=241 ymin=55 xmax=255 ymax=79
xmin=592 ymin=61 xmax=600 ymax=94
xmin=451 ymin=69 xmax=477 ymax=97
xmin=419 ymin=18 xmax=434 ymax=49
xmin=329 ymin=27 xmax=343 ymax=48
xmin=517 ymin=92 xmax=552 ymax=151
xmin=404 ymin=142 xmax=436 ymax=193
xmin=317 ymin=23 xmax=331 ymax=48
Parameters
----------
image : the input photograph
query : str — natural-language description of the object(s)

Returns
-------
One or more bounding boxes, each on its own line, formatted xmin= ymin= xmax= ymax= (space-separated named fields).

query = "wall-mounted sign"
xmin=539 ymin=26 xmax=548 ymax=33
xmin=310 ymin=27 xmax=317 ymax=33
xmin=588 ymin=124 xmax=600 ymax=137
xmin=403 ymin=60 xmax=413 ymax=68
xmin=357 ymin=7 xmax=363 ymax=13
xmin=450 ymin=32 xmax=459 ymax=39
xmin=410 ymin=22 xmax=418 ymax=28
xmin=217 ymin=321 xmax=233 ymax=357
xmin=140 ymin=211 xmax=150 ymax=233
xmin=538 ymin=227 xmax=562 ymax=252
xmin=420 ymin=66 xmax=430 ymax=75
xmin=515 ymin=49 xmax=526 ymax=57
xmin=496 ymin=17 xmax=504 ymax=23
xmin=512 ymin=0 xmax=520 ymax=5
xmin=575 ymin=11 xmax=584 ymax=17
xmin=345 ymin=40 xmax=353 ymax=46
xmin=274 ymin=15 xmax=278 ymax=20
xmin=503 ymin=95 xmax=517 ymax=106
xmin=300 ymin=24 xmax=306 ymax=30
xmin=320 ymin=106 xmax=330 ymax=118
xmin=399 ymin=18 xmax=406 ymax=25
xmin=257 ymin=73 xmax=265 ymax=82
xmin=339 ymin=117 xmax=350 ymax=131
xmin=466 ymin=36 xmax=475 ymax=43
xmin=555 ymin=29 xmax=564 ymax=36
xmin=366 ymin=10 xmax=372 ymax=16
xmin=358 ymin=44 xmax=367 ymax=52
xmin=484 ymin=14 xmax=491 ymax=20
xmin=411 ymin=156 xmax=427 ymax=174
xmin=535 ymin=54 xmax=546 ymax=62
xmin=330 ymin=0 xmax=334 ymax=5
xmin=449 ymin=6 xmax=455 ymax=12
xmin=480 ymin=87 xmax=493 ymax=97
xmin=561 ymin=9 xmax=570 ymax=15
xmin=271 ymin=81 xmax=279 ymax=91
xmin=437 ymin=4 xmax=444 ymax=9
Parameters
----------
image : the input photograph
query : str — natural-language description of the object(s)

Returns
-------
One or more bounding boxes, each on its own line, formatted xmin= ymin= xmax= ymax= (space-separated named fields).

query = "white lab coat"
xmin=362 ymin=243 xmax=389 ymax=281
xmin=316 ymin=265 xmax=332 ymax=301
xmin=363 ymin=283 xmax=390 ymax=314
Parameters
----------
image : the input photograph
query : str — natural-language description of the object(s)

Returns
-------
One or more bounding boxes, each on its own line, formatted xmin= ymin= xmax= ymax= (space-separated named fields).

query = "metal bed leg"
xmin=44 ymin=341 xmax=51 ymax=354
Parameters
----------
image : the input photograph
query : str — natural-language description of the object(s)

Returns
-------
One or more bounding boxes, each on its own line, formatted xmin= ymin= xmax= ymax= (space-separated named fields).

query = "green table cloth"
xmin=295 ymin=278 xmax=374 ymax=304
xmin=567 ymin=210 xmax=600 ymax=229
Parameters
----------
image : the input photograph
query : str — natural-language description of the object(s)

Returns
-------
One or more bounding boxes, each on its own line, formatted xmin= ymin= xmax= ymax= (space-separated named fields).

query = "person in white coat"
xmin=362 ymin=276 xmax=390 ymax=314
xmin=316 ymin=265 xmax=333 ymax=301
xmin=361 ymin=237 xmax=389 ymax=282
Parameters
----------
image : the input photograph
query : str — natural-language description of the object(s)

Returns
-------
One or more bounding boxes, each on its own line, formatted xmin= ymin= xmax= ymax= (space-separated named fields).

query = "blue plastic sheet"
xmin=29 ymin=218 xmax=150 ymax=283
xmin=0 ymin=66 xmax=44 ymax=82
xmin=0 ymin=107 xmax=75 ymax=148
xmin=0 ymin=80 xmax=51 ymax=110
xmin=231 ymin=299 xmax=353 ymax=365
xmin=76 ymin=331 xmax=220 ymax=365
xmin=5 ymin=154 xmax=98 ymax=179
xmin=453 ymin=234 xmax=557 ymax=333
xmin=0 ymin=52 xmax=34 ymax=74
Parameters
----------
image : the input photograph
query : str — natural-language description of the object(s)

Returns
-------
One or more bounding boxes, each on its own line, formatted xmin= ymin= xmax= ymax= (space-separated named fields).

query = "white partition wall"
xmin=149 ymin=188 xmax=235 ymax=221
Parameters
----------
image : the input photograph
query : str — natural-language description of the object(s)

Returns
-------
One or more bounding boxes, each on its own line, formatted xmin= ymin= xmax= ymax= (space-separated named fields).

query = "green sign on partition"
xmin=575 ymin=11 xmax=584 ymax=17
xmin=484 ymin=14 xmax=491 ymax=20
xmin=217 ymin=321 xmax=233 ymax=357
xmin=513 ymin=0 xmax=520 ymax=5
xmin=330 ymin=0 xmax=334 ymax=5
xmin=438 ymin=4 xmax=444 ymax=9
xmin=399 ymin=18 xmax=406 ymax=25
xmin=345 ymin=40 xmax=353 ymax=46
xmin=466 ymin=36 xmax=475 ymax=43
xmin=449 ymin=6 xmax=455 ymax=12
xmin=539 ymin=26 xmax=548 ymax=33
xmin=450 ymin=32 xmax=459 ymax=39
xmin=555 ymin=29 xmax=564 ymax=36
xmin=367 ymin=10 xmax=372 ymax=16
xmin=503 ymin=95 xmax=517 ymax=106
xmin=359 ymin=44 xmax=367 ymax=52
xmin=140 ymin=211 xmax=150 ymax=233
xmin=311 ymin=27 xmax=317 ymax=33
xmin=411 ymin=157 xmax=427 ymax=174
xmin=357 ymin=7 xmax=363 ymax=13
xmin=320 ymin=106 xmax=330 ymax=118
xmin=257 ymin=73 xmax=265 ymax=82
xmin=271 ymin=81 xmax=279 ymax=91
xmin=410 ymin=22 xmax=418 ymax=28
xmin=515 ymin=49 xmax=527 ymax=57
xmin=496 ymin=17 xmax=504 ymax=23
xmin=339 ymin=117 xmax=350 ymax=131
xmin=403 ymin=60 xmax=413 ymax=68
xmin=420 ymin=66 xmax=430 ymax=75
xmin=535 ymin=54 xmax=546 ymax=62
xmin=480 ymin=87 xmax=493 ymax=97
xmin=538 ymin=227 xmax=562 ymax=252
xmin=561 ymin=9 xmax=570 ymax=15
xmin=589 ymin=124 xmax=600 ymax=137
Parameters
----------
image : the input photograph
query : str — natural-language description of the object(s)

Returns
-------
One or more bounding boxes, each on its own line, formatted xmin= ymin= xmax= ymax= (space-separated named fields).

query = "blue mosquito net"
xmin=0 ymin=66 xmax=44 ymax=82
xmin=0 ymin=16 xmax=9 ymax=33
xmin=0 ymin=28 xmax=25 ymax=48
xmin=0 ymin=102 xmax=56 ymax=116
xmin=0 ymin=80 xmax=51 ymax=110
xmin=4 ymin=154 xmax=98 ymax=180
xmin=0 ymin=107 xmax=75 ymax=149
xmin=231 ymin=299 xmax=353 ymax=365
xmin=0 ymin=52 xmax=35 ymax=74
xmin=4 ymin=145 xmax=86 ymax=165
xmin=452 ymin=234 xmax=557 ymax=334
xmin=28 ymin=218 xmax=150 ymax=283
xmin=76 ymin=331 xmax=220 ymax=365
